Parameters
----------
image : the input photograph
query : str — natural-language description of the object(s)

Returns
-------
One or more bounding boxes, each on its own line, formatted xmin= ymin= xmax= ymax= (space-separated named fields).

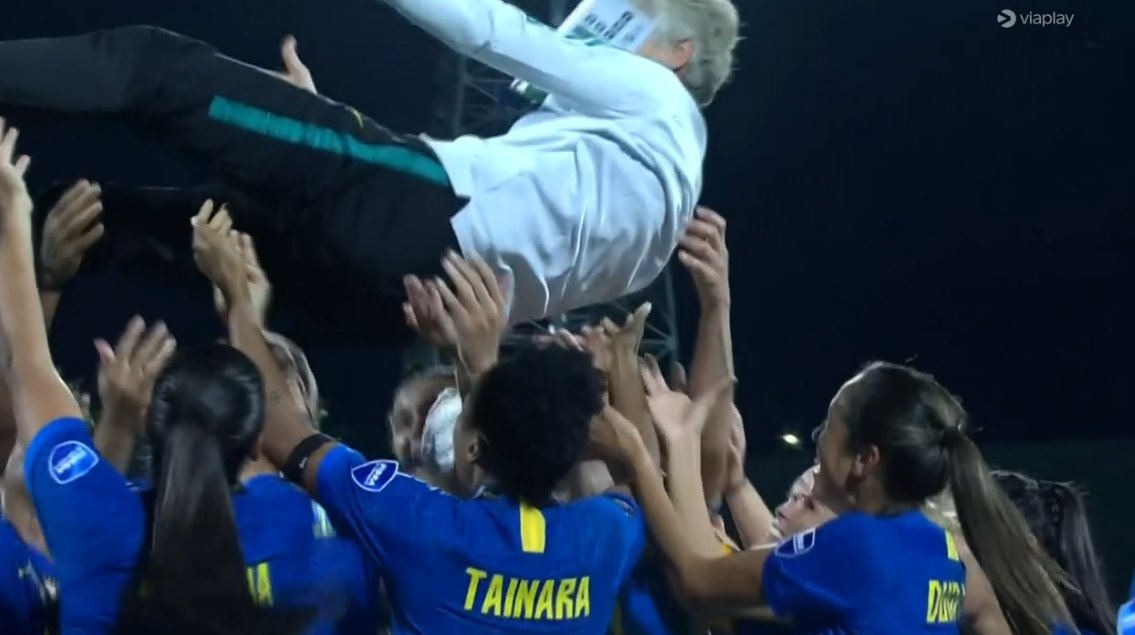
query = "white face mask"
xmin=511 ymin=0 xmax=658 ymax=101
xmin=421 ymin=387 xmax=462 ymax=475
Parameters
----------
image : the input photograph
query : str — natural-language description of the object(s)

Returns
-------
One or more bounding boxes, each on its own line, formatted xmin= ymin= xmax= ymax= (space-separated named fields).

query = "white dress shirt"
xmin=383 ymin=0 xmax=706 ymax=322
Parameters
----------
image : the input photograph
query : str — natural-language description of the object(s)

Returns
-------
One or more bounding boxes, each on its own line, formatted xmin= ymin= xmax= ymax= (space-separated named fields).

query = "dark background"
xmin=4 ymin=0 xmax=1132 ymax=593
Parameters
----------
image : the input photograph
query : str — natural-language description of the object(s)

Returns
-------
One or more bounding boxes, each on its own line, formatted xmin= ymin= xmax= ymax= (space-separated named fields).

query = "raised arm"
xmin=0 ymin=121 xmax=82 ymax=445
xmin=379 ymin=0 xmax=669 ymax=113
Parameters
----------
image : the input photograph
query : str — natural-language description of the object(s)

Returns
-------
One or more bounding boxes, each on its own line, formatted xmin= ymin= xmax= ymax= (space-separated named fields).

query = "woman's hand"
xmin=433 ymin=252 xmax=509 ymax=376
xmin=38 ymin=180 xmax=104 ymax=290
xmin=192 ymin=200 xmax=250 ymax=309
xmin=95 ymin=316 xmax=177 ymax=430
xmin=678 ymin=207 xmax=729 ymax=309
xmin=0 ymin=119 xmax=33 ymax=239
xmin=643 ymin=354 xmax=734 ymax=444
xmin=213 ymin=232 xmax=272 ymax=324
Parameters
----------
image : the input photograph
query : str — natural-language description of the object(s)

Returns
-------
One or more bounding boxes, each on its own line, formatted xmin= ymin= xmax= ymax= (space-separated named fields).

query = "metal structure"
xmin=408 ymin=0 xmax=681 ymax=371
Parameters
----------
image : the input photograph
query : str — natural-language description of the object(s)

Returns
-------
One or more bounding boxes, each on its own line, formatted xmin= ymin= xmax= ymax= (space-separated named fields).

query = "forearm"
xmin=226 ymin=300 xmax=311 ymax=466
xmin=626 ymin=439 xmax=711 ymax=592
xmin=92 ymin=412 xmax=138 ymax=474
xmin=725 ymin=480 xmax=777 ymax=549
xmin=608 ymin=351 xmax=660 ymax=466
xmin=0 ymin=231 xmax=77 ymax=442
xmin=665 ymin=437 xmax=725 ymax=557
xmin=39 ymin=290 xmax=61 ymax=330
xmin=689 ymin=305 xmax=734 ymax=501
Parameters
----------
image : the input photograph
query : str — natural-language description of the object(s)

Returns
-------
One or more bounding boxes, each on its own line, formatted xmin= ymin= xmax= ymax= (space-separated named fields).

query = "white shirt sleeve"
xmin=381 ymin=0 xmax=668 ymax=115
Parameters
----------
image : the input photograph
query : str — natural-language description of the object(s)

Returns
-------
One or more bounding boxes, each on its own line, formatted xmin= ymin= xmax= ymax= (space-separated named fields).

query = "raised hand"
xmin=678 ymin=206 xmax=729 ymax=308
xmin=403 ymin=274 xmax=458 ymax=349
xmin=642 ymin=354 xmax=733 ymax=442
xmin=277 ymin=36 xmax=316 ymax=94
xmin=39 ymin=180 xmax=105 ymax=290
xmin=0 ymin=119 xmax=33 ymax=233
xmin=432 ymin=251 xmax=509 ymax=376
xmin=192 ymin=200 xmax=248 ymax=308
xmin=95 ymin=316 xmax=177 ymax=429
xmin=213 ymin=232 xmax=272 ymax=324
xmin=587 ymin=405 xmax=643 ymax=467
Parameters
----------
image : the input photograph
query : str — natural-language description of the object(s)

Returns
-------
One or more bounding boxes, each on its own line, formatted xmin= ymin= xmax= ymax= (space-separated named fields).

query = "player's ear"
xmin=851 ymin=444 xmax=880 ymax=478
xmin=465 ymin=433 xmax=484 ymax=465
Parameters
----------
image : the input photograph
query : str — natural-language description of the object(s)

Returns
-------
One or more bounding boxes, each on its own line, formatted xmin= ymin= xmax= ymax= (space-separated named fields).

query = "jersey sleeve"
xmin=761 ymin=515 xmax=873 ymax=619
xmin=314 ymin=444 xmax=457 ymax=571
xmin=23 ymin=417 xmax=145 ymax=630
xmin=381 ymin=0 xmax=674 ymax=114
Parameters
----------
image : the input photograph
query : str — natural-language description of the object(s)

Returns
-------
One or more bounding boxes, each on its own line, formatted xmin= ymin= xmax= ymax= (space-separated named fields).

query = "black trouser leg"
xmin=0 ymin=25 xmax=414 ymax=206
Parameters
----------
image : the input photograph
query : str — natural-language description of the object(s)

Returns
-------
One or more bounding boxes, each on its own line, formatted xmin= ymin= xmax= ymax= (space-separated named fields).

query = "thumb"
xmin=94 ymin=339 xmax=116 ymax=366
xmin=281 ymin=36 xmax=305 ymax=70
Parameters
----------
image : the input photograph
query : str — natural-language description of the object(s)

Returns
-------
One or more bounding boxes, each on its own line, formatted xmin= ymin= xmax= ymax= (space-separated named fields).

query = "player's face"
xmin=810 ymin=375 xmax=862 ymax=515
xmin=388 ymin=381 xmax=442 ymax=464
xmin=776 ymin=467 xmax=836 ymax=536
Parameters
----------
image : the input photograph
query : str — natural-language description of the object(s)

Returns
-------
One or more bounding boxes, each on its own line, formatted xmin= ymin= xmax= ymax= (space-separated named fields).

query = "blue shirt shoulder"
xmin=315 ymin=445 xmax=645 ymax=634
xmin=0 ymin=519 xmax=57 ymax=634
xmin=762 ymin=511 xmax=965 ymax=634
xmin=234 ymin=473 xmax=381 ymax=634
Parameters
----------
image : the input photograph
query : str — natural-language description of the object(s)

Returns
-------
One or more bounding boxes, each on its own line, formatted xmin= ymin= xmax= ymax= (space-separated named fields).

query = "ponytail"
xmin=946 ymin=434 xmax=1074 ymax=635
xmin=121 ymin=424 xmax=260 ymax=633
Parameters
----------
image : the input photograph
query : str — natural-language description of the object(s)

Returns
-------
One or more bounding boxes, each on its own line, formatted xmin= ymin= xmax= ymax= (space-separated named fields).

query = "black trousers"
xmin=1 ymin=26 xmax=464 ymax=320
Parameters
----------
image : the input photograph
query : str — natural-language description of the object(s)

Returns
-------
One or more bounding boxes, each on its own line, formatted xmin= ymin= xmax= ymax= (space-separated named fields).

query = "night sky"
xmin=3 ymin=0 xmax=1131 ymax=457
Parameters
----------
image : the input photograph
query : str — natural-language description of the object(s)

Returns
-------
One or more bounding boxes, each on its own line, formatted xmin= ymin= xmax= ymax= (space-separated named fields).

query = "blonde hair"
xmin=640 ymin=0 xmax=741 ymax=106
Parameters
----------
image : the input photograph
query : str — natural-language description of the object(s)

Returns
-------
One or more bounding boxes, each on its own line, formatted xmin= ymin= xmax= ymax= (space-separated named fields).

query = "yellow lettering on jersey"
xmin=926 ymin=579 xmax=963 ymax=624
xmin=534 ymin=579 xmax=555 ymax=619
xmin=246 ymin=562 xmax=273 ymax=606
xmin=464 ymin=567 xmax=488 ymax=610
xmin=944 ymin=531 xmax=960 ymax=562
xmin=462 ymin=571 xmax=592 ymax=621
xmin=482 ymin=574 xmax=505 ymax=616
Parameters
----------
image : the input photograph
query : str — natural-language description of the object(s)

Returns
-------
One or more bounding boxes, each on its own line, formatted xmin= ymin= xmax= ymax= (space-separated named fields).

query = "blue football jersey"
xmin=0 ymin=518 xmax=57 ymax=634
xmin=234 ymin=473 xmax=381 ymax=634
xmin=762 ymin=511 xmax=966 ymax=634
xmin=1119 ymin=600 xmax=1135 ymax=635
xmin=24 ymin=417 xmax=146 ymax=635
xmin=610 ymin=551 xmax=691 ymax=635
xmin=315 ymin=445 xmax=646 ymax=633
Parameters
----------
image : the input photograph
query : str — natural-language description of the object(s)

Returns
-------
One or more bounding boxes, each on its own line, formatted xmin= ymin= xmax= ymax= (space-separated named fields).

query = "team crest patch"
xmin=48 ymin=441 xmax=99 ymax=485
xmin=774 ymin=528 xmax=816 ymax=559
xmin=350 ymin=460 xmax=399 ymax=493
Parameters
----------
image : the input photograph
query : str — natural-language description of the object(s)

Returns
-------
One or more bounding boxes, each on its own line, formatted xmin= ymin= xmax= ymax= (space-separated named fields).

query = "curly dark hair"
xmin=468 ymin=344 xmax=603 ymax=503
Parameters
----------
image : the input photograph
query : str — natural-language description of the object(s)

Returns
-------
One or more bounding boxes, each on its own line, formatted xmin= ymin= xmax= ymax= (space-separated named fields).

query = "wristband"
xmin=282 ymin=433 xmax=333 ymax=485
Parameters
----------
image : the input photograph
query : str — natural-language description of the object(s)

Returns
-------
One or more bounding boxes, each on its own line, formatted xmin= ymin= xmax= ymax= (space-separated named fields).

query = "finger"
xmin=695 ymin=207 xmax=727 ymax=233
xmin=209 ymin=205 xmax=233 ymax=234
xmin=132 ymin=322 xmax=170 ymax=366
xmin=281 ymin=36 xmax=308 ymax=73
xmin=113 ymin=316 xmax=146 ymax=362
xmin=403 ymin=302 xmax=420 ymax=331
xmin=58 ymin=196 xmax=103 ymax=237
xmin=432 ymin=277 xmax=470 ymax=325
xmin=678 ymin=251 xmax=718 ymax=279
xmin=142 ymin=337 xmax=177 ymax=378
xmin=441 ymin=254 xmax=479 ymax=309
xmin=0 ymin=125 xmax=19 ymax=164
xmin=683 ymin=218 xmax=720 ymax=242
xmin=71 ymin=223 xmax=106 ymax=252
xmin=627 ymin=302 xmax=652 ymax=339
xmin=13 ymin=154 xmax=30 ymax=178
xmin=677 ymin=234 xmax=718 ymax=261
xmin=192 ymin=199 xmax=215 ymax=227
xmin=640 ymin=354 xmax=668 ymax=395
xmin=93 ymin=339 xmax=116 ymax=367
xmin=240 ymin=233 xmax=262 ymax=269
xmin=53 ymin=180 xmax=91 ymax=213
xmin=668 ymin=360 xmax=689 ymax=393
xmin=600 ymin=317 xmax=619 ymax=337
xmin=470 ymin=258 xmax=505 ymax=310
xmin=57 ymin=182 xmax=101 ymax=222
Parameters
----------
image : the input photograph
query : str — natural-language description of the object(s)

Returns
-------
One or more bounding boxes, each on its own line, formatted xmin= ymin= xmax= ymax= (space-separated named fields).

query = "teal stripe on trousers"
xmin=207 ymin=96 xmax=451 ymax=186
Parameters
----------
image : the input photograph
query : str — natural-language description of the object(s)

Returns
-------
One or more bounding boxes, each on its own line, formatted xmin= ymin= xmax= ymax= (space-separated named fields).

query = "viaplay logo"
xmin=998 ymin=9 xmax=1075 ymax=28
